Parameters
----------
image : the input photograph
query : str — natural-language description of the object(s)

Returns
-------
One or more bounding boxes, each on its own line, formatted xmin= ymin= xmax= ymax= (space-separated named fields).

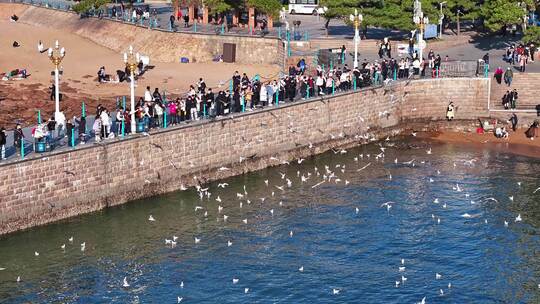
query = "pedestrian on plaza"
xmin=170 ymin=14 xmax=175 ymax=31
xmin=100 ymin=109 xmax=111 ymax=138
xmin=0 ymin=127 xmax=6 ymax=160
xmin=144 ymin=86 xmax=152 ymax=102
xmin=66 ymin=117 xmax=76 ymax=146
xmin=519 ymin=55 xmax=527 ymax=72
xmin=93 ymin=117 xmax=102 ymax=142
xmin=77 ymin=115 xmax=86 ymax=144
xmin=13 ymin=124 xmax=24 ymax=156
xmin=183 ymin=14 xmax=189 ymax=28
xmin=55 ymin=110 xmax=66 ymax=139
xmin=502 ymin=90 xmax=510 ymax=110
xmin=504 ymin=67 xmax=513 ymax=86
xmin=508 ymin=113 xmax=518 ymax=132
xmin=494 ymin=66 xmax=503 ymax=84
xmin=116 ymin=108 xmax=125 ymax=135
xmin=510 ymin=89 xmax=518 ymax=109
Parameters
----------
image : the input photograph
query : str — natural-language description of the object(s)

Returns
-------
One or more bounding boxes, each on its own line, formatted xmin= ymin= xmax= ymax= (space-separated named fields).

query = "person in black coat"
xmin=13 ymin=124 xmax=24 ymax=156
xmin=508 ymin=113 xmax=518 ymax=132
xmin=0 ymin=127 xmax=6 ymax=160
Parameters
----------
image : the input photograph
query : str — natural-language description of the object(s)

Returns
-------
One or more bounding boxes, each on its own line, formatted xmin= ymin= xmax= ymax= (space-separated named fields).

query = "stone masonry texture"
xmin=18 ymin=5 xmax=284 ymax=65
xmin=0 ymin=78 xmax=490 ymax=235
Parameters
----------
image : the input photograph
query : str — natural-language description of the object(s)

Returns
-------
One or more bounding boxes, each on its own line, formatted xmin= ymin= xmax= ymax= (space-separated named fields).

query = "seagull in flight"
xmin=218 ymin=183 xmax=229 ymax=188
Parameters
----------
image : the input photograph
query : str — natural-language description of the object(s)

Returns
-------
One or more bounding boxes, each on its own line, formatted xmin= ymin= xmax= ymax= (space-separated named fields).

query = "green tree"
xmin=481 ymin=0 xmax=533 ymax=32
xmin=72 ymin=0 xmax=110 ymax=14
xmin=205 ymin=0 xmax=233 ymax=14
xmin=245 ymin=0 xmax=281 ymax=18
xmin=523 ymin=26 xmax=540 ymax=44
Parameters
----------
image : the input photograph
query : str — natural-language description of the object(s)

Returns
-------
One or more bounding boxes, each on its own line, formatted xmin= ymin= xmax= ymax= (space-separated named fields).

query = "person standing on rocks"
xmin=0 ymin=127 xmax=6 ymax=160
xmin=508 ymin=113 xmax=518 ymax=132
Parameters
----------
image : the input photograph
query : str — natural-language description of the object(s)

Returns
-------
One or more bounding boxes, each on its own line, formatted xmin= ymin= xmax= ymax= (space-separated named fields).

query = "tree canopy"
xmin=72 ymin=0 xmax=110 ymax=13
xmin=319 ymin=0 xmax=539 ymax=33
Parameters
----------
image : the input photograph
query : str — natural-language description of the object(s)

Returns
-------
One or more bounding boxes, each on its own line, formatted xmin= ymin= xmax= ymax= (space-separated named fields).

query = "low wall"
xmin=11 ymin=4 xmax=284 ymax=65
xmin=0 ymin=78 xmax=490 ymax=235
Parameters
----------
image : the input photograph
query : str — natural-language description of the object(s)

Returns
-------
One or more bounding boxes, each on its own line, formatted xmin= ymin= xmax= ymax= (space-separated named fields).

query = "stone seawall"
xmin=0 ymin=78 xmax=489 ymax=235
xmin=12 ymin=4 xmax=284 ymax=65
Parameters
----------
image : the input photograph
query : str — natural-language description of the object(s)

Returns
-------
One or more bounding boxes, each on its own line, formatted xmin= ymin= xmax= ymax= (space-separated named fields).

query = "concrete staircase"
xmin=489 ymin=72 xmax=540 ymax=110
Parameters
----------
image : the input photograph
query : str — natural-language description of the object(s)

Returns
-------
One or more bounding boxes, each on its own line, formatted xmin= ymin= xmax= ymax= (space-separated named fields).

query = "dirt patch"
xmin=424 ymin=129 xmax=540 ymax=159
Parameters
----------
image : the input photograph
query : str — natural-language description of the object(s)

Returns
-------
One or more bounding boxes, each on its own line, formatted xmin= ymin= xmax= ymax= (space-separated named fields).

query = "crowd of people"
xmin=504 ymin=43 xmax=536 ymax=72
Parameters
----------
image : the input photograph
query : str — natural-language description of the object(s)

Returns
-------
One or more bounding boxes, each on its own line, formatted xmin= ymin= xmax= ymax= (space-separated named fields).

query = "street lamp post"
xmin=438 ymin=1 xmax=446 ymax=39
xmin=123 ymin=45 xmax=140 ymax=134
xmin=349 ymin=9 xmax=363 ymax=69
xmin=413 ymin=0 xmax=429 ymax=63
xmin=47 ymin=40 xmax=65 ymax=119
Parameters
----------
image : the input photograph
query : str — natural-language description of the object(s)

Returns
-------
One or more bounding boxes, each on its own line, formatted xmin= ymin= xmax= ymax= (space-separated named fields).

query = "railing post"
xmin=353 ymin=77 xmax=357 ymax=91
xmin=21 ymin=140 xmax=25 ymax=159
xmin=71 ymin=129 xmax=75 ymax=147
xmin=164 ymin=111 xmax=167 ymax=128
xmin=241 ymin=96 xmax=245 ymax=112
xmin=38 ymin=110 xmax=41 ymax=124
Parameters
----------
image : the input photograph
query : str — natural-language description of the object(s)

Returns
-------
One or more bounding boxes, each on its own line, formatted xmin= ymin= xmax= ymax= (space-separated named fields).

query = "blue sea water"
xmin=1 ymin=139 xmax=540 ymax=303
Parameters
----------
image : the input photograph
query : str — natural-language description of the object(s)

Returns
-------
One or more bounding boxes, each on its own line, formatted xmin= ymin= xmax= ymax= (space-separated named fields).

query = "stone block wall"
xmin=0 ymin=78 xmax=490 ymax=235
xmin=17 ymin=5 xmax=284 ymax=66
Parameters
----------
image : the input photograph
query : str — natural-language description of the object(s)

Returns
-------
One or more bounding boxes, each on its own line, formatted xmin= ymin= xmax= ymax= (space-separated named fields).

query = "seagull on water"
xmin=228 ymin=241 xmax=233 ymax=247
xmin=355 ymin=207 xmax=360 ymax=214
xmin=242 ymin=219 xmax=248 ymax=224
xmin=195 ymin=206 xmax=204 ymax=211
xmin=332 ymin=288 xmax=340 ymax=295
xmin=177 ymin=297 xmax=183 ymax=303
xmin=215 ymin=196 xmax=222 ymax=203
xmin=233 ymin=278 xmax=239 ymax=284
xmin=61 ymin=244 xmax=65 ymax=250
xmin=195 ymin=237 xmax=201 ymax=244
xmin=148 ymin=215 xmax=156 ymax=221
xmin=68 ymin=236 xmax=74 ymax=243
xmin=416 ymin=297 xmax=426 ymax=304
xmin=436 ymin=273 xmax=442 ymax=280
xmin=299 ymin=266 xmax=304 ymax=272
xmin=399 ymin=266 xmax=406 ymax=272
xmin=34 ymin=251 xmax=39 ymax=256
xmin=380 ymin=202 xmax=393 ymax=212
xmin=244 ymin=288 xmax=249 ymax=294
xmin=401 ymin=276 xmax=407 ymax=284
xmin=515 ymin=214 xmax=522 ymax=222
xmin=122 ymin=277 xmax=130 ymax=287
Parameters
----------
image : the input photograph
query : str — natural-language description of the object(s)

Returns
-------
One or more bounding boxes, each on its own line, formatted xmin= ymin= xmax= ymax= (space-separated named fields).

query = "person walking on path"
xmin=510 ymin=89 xmax=518 ymax=109
xmin=0 ymin=127 xmax=6 ymax=160
xmin=504 ymin=67 xmax=513 ymax=86
xmin=13 ymin=124 xmax=24 ymax=157
xmin=494 ymin=67 xmax=503 ymax=84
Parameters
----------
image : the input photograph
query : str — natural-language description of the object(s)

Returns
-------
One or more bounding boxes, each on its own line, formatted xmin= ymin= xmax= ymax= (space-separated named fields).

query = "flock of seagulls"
xmin=4 ymin=134 xmax=538 ymax=303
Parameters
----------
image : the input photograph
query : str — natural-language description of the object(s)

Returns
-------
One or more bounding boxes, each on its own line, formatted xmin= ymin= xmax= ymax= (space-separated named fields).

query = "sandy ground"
xmin=425 ymin=129 xmax=540 ymax=158
xmin=0 ymin=19 xmax=280 ymax=128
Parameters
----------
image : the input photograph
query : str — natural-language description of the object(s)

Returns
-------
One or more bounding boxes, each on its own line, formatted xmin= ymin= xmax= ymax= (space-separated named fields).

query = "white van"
xmin=288 ymin=0 xmax=326 ymax=15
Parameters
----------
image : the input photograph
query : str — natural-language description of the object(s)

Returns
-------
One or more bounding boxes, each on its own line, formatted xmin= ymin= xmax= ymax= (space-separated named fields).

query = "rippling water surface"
xmin=1 ymin=139 xmax=540 ymax=303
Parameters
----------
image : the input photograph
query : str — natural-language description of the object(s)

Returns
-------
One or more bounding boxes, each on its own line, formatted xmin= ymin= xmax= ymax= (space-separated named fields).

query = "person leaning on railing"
xmin=0 ymin=127 xmax=6 ymax=161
